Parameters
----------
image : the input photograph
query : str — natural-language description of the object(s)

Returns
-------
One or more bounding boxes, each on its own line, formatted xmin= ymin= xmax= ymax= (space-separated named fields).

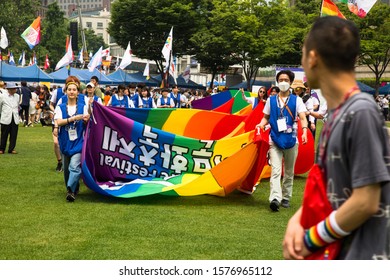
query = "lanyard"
xmin=277 ymin=94 xmax=290 ymax=117
xmin=318 ymin=86 xmax=360 ymax=165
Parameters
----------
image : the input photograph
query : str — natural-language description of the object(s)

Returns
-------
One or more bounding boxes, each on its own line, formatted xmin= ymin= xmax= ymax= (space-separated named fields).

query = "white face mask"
xmin=278 ymin=81 xmax=290 ymax=92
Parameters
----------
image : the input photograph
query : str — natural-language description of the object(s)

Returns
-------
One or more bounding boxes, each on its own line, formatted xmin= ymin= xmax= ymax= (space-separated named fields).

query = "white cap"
xmin=86 ymin=82 xmax=95 ymax=88
xmin=6 ymin=82 xmax=19 ymax=89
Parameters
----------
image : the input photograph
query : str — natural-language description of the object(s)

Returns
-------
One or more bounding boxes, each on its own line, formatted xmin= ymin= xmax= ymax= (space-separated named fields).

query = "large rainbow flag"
xmin=82 ymin=102 xmax=269 ymax=198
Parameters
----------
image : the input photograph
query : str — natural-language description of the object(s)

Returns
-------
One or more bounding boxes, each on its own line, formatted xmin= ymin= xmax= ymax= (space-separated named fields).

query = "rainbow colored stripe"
xmin=321 ymin=0 xmax=346 ymax=18
xmin=21 ymin=17 xmax=41 ymax=49
xmin=82 ymin=102 xmax=268 ymax=198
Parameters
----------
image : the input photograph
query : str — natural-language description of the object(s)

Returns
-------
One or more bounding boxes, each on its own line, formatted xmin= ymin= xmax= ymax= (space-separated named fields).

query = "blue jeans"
xmin=62 ymin=153 xmax=81 ymax=193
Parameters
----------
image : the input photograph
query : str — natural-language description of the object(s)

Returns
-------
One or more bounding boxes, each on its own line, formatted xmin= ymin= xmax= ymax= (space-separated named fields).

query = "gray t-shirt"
xmin=319 ymin=93 xmax=390 ymax=260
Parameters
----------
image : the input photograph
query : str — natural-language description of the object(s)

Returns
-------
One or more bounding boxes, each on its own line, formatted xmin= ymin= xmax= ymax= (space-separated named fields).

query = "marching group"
xmin=0 ymin=17 xmax=389 ymax=260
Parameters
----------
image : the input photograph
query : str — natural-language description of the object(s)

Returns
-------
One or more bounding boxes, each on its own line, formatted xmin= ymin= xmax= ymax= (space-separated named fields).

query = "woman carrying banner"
xmin=53 ymin=76 xmax=90 ymax=202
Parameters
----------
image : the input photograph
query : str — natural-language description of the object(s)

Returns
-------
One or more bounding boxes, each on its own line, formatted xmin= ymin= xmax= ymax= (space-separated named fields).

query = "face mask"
xmin=278 ymin=81 xmax=290 ymax=92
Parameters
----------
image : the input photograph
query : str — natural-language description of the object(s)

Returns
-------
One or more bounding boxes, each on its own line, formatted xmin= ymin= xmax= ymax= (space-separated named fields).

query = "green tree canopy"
xmin=109 ymin=0 xmax=201 ymax=73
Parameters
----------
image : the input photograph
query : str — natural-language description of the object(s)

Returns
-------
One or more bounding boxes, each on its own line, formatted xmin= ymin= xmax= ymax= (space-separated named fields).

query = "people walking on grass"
xmin=283 ymin=17 xmax=390 ymax=260
xmin=19 ymin=81 xmax=31 ymax=126
xmin=0 ymin=83 xmax=20 ymax=154
xmin=256 ymin=70 xmax=308 ymax=212
xmin=53 ymin=76 xmax=90 ymax=202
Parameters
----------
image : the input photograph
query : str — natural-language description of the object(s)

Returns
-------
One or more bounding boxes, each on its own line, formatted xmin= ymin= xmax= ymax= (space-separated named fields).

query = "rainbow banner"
xmin=82 ymin=102 xmax=268 ymax=198
xmin=191 ymin=90 xmax=250 ymax=114
xmin=21 ymin=17 xmax=41 ymax=49
xmin=107 ymin=103 xmax=263 ymax=140
xmin=321 ymin=0 xmax=346 ymax=18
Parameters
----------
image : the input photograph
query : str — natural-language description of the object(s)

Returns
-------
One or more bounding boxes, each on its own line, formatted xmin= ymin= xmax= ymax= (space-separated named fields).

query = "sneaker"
xmin=281 ymin=199 xmax=290 ymax=208
xmin=66 ymin=189 xmax=75 ymax=202
xmin=56 ymin=161 xmax=63 ymax=172
xmin=270 ymin=199 xmax=280 ymax=212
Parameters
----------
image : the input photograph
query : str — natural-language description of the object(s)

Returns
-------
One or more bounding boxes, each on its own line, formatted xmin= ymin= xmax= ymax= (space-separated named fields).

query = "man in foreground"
xmin=283 ymin=17 xmax=390 ymax=260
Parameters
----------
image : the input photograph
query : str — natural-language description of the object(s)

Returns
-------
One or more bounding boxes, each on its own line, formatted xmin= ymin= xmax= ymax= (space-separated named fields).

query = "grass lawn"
xmin=0 ymin=123 xmax=318 ymax=260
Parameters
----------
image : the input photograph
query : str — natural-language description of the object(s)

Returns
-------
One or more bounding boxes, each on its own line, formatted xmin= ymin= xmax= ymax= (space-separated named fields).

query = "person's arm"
xmin=256 ymin=114 xmax=270 ymax=131
xmin=284 ymin=184 xmax=381 ymax=260
xmin=298 ymin=111 xmax=308 ymax=144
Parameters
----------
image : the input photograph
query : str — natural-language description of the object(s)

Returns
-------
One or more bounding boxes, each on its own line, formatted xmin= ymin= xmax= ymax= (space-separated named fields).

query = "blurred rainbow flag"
xmin=321 ymin=0 xmax=346 ymax=18
xmin=21 ymin=17 xmax=41 ymax=49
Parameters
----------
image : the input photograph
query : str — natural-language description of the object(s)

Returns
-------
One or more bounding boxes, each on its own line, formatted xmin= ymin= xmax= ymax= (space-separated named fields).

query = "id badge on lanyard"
xmin=68 ymin=128 xmax=78 ymax=141
xmin=277 ymin=117 xmax=288 ymax=132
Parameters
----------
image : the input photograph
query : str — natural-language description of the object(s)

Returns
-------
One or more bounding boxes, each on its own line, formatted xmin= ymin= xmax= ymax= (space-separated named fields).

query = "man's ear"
xmin=308 ymin=50 xmax=318 ymax=69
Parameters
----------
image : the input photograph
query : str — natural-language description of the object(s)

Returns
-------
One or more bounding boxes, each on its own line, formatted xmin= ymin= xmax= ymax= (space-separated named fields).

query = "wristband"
xmin=67 ymin=118 xmax=69 ymax=124
xmin=302 ymin=127 xmax=308 ymax=129
xmin=304 ymin=210 xmax=351 ymax=252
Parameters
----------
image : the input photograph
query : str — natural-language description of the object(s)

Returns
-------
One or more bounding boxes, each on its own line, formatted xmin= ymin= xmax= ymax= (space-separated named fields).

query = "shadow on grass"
xmin=76 ymin=185 xmax=264 ymax=209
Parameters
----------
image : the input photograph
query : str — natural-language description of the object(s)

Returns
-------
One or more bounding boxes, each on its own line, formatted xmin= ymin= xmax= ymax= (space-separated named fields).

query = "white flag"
xmin=182 ymin=66 xmax=190 ymax=83
xmin=115 ymin=55 xmax=120 ymax=69
xmin=0 ymin=27 xmax=9 ymax=49
xmin=88 ymin=46 xmax=103 ymax=72
xmin=55 ymin=36 xmax=74 ymax=70
xmin=78 ymin=47 xmax=84 ymax=64
xmin=101 ymin=47 xmax=110 ymax=57
xmin=161 ymin=27 xmax=173 ymax=65
xmin=168 ymin=55 xmax=177 ymax=85
xmin=118 ymin=42 xmax=132 ymax=70
xmin=143 ymin=61 xmax=150 ymax=80
xmin=18 ymin=51 xmax=26 ymax=66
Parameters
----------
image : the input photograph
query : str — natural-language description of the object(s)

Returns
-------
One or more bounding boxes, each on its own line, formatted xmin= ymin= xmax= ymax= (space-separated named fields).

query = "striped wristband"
xmin=304 ymin=211 xmax=351 ymax=252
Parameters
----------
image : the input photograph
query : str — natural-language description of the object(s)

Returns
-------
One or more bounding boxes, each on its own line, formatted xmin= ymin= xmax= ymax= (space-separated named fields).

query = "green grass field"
xmin=0 ymin=123 xmax=315 ymax=260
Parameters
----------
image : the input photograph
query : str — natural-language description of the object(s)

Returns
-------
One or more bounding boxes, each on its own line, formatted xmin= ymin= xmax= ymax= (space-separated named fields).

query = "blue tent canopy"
xmin=106 ymin=69 xmax=141 ymax=84
xmin=49 ymin=67 xmax=84 ymax=84
xmin=378 ymin=84 xmax=390 ymax=95
xmin=357 ymin=81 xmax=375 ymax=95
xmin=152 ymin=74 xmax=205 ymax=90
xmin=49 ymin=67 xmax=118 ymax=85
xmin=229 ymin=80 xmax=273 ymax=90
xmin=127 ymin=71 xmax=159 ymax=87
xmin=0 ymin=62 xmax=53 ymax=82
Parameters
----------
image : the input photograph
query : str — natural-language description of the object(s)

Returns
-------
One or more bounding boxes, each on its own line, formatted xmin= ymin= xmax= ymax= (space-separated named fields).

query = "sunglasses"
xmin=259 ymin=90 xmax=266 ymax=93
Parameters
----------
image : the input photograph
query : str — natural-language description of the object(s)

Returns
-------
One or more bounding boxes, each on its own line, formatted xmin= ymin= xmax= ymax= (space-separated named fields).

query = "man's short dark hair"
xmin=21 ymin=81 xmax=27 ymax=87
xmin=91 ymin=76 xmax=99 ymax=83
xmin=304 ymin=17 xmax=360 ymax=72
xmin=276 ymin=70 xmax=295 ymax=83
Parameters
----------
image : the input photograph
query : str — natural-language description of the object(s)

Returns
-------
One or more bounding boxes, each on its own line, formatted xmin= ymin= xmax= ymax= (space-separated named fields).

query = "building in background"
xmin=46 ymin=0 xmax=112 ymax=17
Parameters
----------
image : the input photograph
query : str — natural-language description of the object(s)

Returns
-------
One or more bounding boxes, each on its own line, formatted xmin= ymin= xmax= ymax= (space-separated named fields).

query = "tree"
xmin=0 ymin=0 xmax=41 ymax=64
xmin=109 ymin=0 xmax=201 ymax=74
xmin=40 ymin=2 xmax=68 ymax=71
xmin=83 ymin=28 xmax=108 ymax=54
xmin=351 ymin=3 xmax=390 ymax=93
xmin=190 ymin=0 xmax=241 ymax=89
